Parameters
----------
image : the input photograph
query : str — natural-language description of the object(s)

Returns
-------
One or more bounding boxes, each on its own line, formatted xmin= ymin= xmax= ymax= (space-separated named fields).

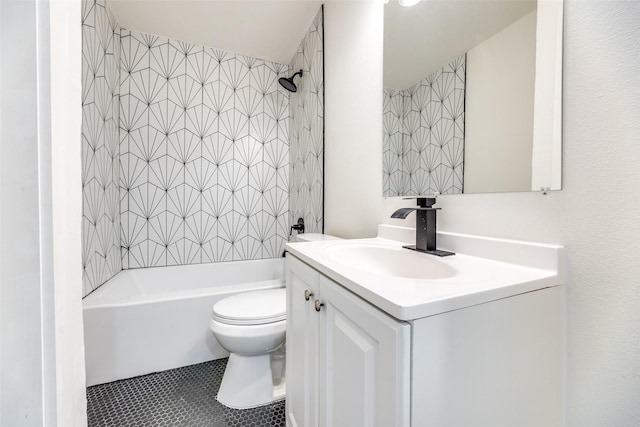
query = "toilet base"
xmin=216 ymin=353 xmax=285 ymax=409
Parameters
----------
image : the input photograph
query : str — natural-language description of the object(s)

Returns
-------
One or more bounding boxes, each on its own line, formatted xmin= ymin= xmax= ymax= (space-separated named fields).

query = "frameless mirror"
xmin=383 ymin=0 xmax=563 ymax=196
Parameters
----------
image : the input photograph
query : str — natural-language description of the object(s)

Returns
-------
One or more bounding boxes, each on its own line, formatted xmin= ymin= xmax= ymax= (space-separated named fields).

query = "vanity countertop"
xmin=285 ymin=227 xmax=564 ymax=321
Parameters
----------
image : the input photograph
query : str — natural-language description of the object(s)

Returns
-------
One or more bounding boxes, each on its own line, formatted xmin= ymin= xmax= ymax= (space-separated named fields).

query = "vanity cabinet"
xmin=285 ymin=246 xmax=563 ymax=427
xmin=285 ymin=255 xmax=410 ymax=427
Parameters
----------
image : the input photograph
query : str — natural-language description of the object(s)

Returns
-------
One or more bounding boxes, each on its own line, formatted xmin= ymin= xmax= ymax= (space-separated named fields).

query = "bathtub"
xmin=83 ymin=258 xmax=284 ymax=386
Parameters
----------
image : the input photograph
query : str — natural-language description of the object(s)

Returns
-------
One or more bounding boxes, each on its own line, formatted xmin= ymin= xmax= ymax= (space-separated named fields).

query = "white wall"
xmin=0 ymin=0 xmax=87 ymax=426
xmin=324 ymin=1 xmax=384 ymax=239
xmin=51 ymin=0 xmax=89 ymax=425
xmin=1 ymin=1 xmax=48 ymax=423
xmin=378 ymin=1 xmax=640 ymax=424
xmin=464 ymin=11 xmax=536 ymax=193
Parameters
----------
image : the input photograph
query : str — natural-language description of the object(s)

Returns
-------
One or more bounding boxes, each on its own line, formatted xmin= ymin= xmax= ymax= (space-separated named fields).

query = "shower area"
xmin=81 ymin=0 xmax=324 ymax=424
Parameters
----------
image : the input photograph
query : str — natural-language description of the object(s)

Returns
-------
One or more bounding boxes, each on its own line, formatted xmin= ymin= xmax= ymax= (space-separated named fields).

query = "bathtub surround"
xmin=383 ymin=88 xmax=405 ymax=196
xmin=383 ymin=55 xmax=466 ymax=197
xmin=119 ymin=29 xmax=290 ymax=269
xmin=81 ymin=0 xmax=123 ymax=295
xmin=81 ymin=2 xmax=325 ymax=296
xmin=289 ymin=8 xmax=324 ymax=233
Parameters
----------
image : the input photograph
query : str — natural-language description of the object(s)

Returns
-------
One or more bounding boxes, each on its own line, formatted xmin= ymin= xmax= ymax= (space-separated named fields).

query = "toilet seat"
xmin=212 ymin=288 xmax=286 ymax=326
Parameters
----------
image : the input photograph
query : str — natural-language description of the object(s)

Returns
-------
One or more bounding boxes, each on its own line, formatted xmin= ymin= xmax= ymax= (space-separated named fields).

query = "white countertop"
xmin=285 ymin=227 xmax=564 ymax=321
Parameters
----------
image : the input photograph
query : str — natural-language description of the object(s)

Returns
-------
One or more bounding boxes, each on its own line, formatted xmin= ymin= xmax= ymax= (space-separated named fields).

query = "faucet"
xmin=290 ymin=217 xmax=305 ymax=235
xmin=391 ymin=198 xmax=455 ymax=257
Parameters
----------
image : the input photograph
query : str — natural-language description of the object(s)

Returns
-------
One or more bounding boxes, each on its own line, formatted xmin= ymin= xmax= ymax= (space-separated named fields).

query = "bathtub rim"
xmin=82 ymin=258 xmax=285 ymax=309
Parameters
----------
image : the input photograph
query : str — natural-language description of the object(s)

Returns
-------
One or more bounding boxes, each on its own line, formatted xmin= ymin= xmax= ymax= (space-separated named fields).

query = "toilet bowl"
xmin=209 ymin=288 xmax=286 ymax=409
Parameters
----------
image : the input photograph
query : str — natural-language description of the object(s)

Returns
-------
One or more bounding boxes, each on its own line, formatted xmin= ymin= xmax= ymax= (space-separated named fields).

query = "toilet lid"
xmin=212 ymin=288 xmax=286 ymax=325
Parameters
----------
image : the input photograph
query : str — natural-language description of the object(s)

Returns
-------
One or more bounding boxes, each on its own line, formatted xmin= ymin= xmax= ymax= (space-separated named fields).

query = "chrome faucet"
xmin=391 ymin=198 xmax=455 ymax=257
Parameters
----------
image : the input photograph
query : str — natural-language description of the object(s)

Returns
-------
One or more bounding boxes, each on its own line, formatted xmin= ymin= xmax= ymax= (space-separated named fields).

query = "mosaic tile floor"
xmin=86 ymin=359 xmax=286 ymax=427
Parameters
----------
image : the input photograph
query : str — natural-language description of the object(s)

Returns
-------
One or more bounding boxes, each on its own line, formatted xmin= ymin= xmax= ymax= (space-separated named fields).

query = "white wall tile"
xmin=81 ymin=0 xmax=122 ymax=296
xmin=83 ymin=5 xmax=328 ymax=284
xmin=289 ymin=7 xmax=324 ymax=234
xmin=383 ymin=55 xmax=465 ymax=197
xmin=117 ymin=28 xmax=292 ymax=269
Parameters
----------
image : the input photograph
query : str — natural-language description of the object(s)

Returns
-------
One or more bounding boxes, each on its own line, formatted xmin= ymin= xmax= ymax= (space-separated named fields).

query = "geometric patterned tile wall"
xmin=382 ymin=87 xmax=406 ymax=196
xmin=82 ymin=0 xmax=122 ymax=297
xmin=383 ymin=54 xmax=466 ymax=197
xmin=119 ymin=29 xmax=290 ymax=268
xmin=289 ymin=7 xmax=324 ymax=234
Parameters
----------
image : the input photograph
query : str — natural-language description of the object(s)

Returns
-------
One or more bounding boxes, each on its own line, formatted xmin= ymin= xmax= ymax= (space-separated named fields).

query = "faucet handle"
xmin=402 ymin=197 xmax=437 ymax=208
xmin=417 ymin=197 xmax=436 ymax=208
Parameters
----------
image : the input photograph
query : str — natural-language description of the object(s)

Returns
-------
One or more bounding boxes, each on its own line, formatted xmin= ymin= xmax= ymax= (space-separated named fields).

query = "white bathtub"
xmin=83 ymin=258 xmax=284 ymax=386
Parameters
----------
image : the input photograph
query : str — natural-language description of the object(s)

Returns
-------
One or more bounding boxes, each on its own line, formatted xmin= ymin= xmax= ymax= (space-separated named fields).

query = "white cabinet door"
xmin=317 ymin=276 xmax=411 ymax=427
xmin=286 ymin=256 xmax=320 ymax=427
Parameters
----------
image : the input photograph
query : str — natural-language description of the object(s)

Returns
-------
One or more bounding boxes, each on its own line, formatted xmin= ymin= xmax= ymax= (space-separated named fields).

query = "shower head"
xmin=278 ymin=69 xmax=303 ymax=93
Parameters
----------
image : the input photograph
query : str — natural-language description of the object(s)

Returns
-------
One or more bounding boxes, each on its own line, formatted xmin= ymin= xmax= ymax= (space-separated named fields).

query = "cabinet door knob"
xmin=304 ymin=290 xmax=313 ymax=301
xmin=314 ymin=299 xmax=324 ymax=312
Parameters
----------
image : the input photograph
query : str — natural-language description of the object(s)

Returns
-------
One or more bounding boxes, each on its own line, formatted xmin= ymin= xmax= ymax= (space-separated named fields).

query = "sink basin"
xmin=324 ymin=244 xmax=456 ymax=280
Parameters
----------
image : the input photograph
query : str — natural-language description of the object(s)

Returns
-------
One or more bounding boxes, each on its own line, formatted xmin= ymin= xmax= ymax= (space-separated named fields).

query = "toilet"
xmin=210 ymin=288 xmax=287 ymax=409
xmin=210 ymin=232 xmax=341 ymax=409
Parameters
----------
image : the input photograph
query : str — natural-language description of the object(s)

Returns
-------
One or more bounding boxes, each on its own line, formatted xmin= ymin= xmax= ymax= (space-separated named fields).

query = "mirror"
xmin=383 ymin=0 xmax=563 ymax=196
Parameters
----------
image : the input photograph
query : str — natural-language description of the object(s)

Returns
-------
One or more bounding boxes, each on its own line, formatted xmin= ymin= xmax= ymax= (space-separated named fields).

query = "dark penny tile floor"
xmin=87 ymin=359 xmax=285 ymax=427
